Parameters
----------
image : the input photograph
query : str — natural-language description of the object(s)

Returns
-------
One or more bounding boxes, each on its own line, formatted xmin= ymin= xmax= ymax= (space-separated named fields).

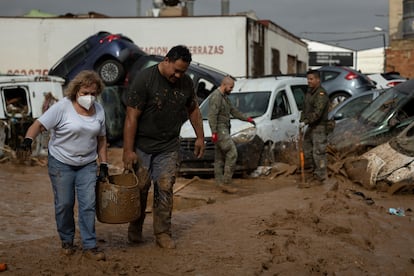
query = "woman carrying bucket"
xmin=18 ymin=70 xmax=108 ymax=261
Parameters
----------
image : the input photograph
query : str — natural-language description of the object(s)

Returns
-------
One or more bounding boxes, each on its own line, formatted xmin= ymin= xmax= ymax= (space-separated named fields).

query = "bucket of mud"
xmin=96 ymin=170 xmax=140 ymax=224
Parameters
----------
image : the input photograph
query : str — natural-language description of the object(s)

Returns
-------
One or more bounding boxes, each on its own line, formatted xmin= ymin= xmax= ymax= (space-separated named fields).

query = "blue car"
xmin=48 ymin=31 xmax=146 ymax=85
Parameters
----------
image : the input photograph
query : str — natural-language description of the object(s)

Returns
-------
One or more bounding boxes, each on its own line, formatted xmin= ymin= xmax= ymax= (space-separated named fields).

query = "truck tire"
xmin=259 ymin=143 xmax=274 ymax=166
xmin=163 ymin=0 xmax=180 ymax=6
xmin=97 ymin=59 xmax=125 ymax=86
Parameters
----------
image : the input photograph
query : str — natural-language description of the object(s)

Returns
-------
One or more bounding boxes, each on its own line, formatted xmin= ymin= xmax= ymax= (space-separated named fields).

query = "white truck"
xmin=0 ymin=75 xmax=65 ymax=157
xmin=0 ymin=16 xmax=308 ymax=79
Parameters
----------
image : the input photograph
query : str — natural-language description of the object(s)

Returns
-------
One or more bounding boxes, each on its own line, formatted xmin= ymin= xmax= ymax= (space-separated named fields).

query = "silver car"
xmin=318 ymin=66 xmax=376 ymax=108
xmin=328 ymin=89 xmax=384 ymax=124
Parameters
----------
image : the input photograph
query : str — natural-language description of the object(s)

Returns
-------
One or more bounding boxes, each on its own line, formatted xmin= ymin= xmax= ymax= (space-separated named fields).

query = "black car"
xmin=125 ymin=55 xmax=228 ymax=104
xmin=99 ymin=55 xmax=228 ymax=144
xmin=48 ymin=31 xmax=147 ymax=85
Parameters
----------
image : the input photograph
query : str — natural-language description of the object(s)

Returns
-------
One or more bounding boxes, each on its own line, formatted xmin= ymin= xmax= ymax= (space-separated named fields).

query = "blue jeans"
xmin=48 ymin=154 xmax=98 ymax=250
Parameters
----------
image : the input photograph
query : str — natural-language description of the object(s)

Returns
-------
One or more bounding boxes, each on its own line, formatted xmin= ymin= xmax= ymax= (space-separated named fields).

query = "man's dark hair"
xmin=306 ymin=69 xmax=320 ymax=78
xmin=166 ymin=45 xmax=192 ymax=63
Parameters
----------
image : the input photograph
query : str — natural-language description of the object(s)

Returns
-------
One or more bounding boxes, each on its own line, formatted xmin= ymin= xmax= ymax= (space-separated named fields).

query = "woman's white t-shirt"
xmin=38 ymin=97 xmax=106 ymax=166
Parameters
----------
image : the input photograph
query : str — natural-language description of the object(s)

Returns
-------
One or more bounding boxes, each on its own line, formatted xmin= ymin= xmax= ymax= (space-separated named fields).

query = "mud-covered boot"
xmin=219 ymin=184 xmax=238 ymax=194
xmin=297 ymin=182 xmax=310 ymax=189
xmin=155 ymin=233 xmax=176 ymax=249
xmin=128 ymin=221 xmax=143 ymax=244
xmin=83 ymin=247 xmax=106 ymax=261
xmin=61 ymin=242 xmax=76 ymax=256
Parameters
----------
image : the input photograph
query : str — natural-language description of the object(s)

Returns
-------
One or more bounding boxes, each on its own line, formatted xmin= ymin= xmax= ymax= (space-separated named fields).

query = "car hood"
xmin=180 ymin=119 xmax=254 ymax=139
xmin=328 ymin=117 xmax=372 ymax=151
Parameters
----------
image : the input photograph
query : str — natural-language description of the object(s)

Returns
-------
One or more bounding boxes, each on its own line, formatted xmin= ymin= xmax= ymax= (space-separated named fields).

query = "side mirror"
xmin=333 ymin=113 xmax=344 ymax=120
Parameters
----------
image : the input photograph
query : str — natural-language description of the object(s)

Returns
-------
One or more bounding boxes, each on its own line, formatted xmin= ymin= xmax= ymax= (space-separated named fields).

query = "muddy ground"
xmin=1 ymin=148 xmax=414 ymax=275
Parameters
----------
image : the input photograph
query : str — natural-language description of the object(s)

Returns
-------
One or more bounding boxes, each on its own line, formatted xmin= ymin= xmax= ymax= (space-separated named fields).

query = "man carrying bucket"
xmin=122 ymin=45 xmax=205 ymax=249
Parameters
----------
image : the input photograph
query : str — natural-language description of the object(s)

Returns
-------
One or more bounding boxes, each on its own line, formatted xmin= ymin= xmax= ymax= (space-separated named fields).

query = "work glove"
xmin=16 ymin=137 xmax=33 ymax=161
xmin=247 ymin=117 xmax=256 ymax=126
xmin=97 ymin=163 xmax=109 ymax=183
xmin=211 ymin=132 xmax=218 ymax=143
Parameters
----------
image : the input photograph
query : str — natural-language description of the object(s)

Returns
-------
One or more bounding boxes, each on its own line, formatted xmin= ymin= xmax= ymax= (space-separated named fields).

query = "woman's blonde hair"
xmin=64 ymin=70 xmax=105 ymax=101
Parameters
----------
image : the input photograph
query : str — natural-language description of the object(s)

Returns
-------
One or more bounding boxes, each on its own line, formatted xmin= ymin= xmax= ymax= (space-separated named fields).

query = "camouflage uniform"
xmin=300 ymin=86 xmax=330 ymax=181
xmin=208 ymin=89 xmax=249 ymax=185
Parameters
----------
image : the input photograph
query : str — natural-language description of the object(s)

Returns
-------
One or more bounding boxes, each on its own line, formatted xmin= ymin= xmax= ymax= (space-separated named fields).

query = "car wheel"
xmin=329 ymin=92 xmax=350 ymax=110
xmin=259 ymin=143 xmax=274 ymax=166
xmin=97 ymin=59 xmax=125 ymax=85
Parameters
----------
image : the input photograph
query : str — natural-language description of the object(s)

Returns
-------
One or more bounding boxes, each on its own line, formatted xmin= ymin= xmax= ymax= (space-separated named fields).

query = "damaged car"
xmin=179 ymin=76 xmax=308 ymax=176
xmin=48 ymin=31 xmax=146 ymax=86
xmin=328 ymin=89 xmax=384 ymax=124
xmin=329 ymin=79 xmax=414 ymax=155
xmin=343 ymin=120 xmax=414 ymax=193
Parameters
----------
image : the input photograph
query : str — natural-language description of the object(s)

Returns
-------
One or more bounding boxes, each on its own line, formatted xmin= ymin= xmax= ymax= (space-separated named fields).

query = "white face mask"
xmin=77 ymin=95 xmax=96 ymax=110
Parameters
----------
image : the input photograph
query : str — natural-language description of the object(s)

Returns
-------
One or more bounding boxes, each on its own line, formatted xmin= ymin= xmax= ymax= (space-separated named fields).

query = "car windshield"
xmin=140 ymin=59 xmax=160 ymax=70
xmin=200 ymin=91 xmax=271 ymax=119
xmin=335 ymin=93 xmax=374 ymax=119
xmin=360 ymin=88 xmax=406 ymax=125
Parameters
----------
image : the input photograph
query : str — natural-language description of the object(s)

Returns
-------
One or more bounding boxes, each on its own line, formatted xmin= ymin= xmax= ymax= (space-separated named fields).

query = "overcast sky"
xmin=0 ymin=0 xmax=389 ymax=50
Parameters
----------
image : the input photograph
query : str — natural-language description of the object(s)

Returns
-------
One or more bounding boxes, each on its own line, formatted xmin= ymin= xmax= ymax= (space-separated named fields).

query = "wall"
xmin=356 ymin=47 xmax=385 ymax=74
xmin=387 ymin=0 xmax=414 ymax=78
xmin=386 ymin=39 xmax=414 ymax=78
xmin=0 ymin=16 xmax=308 ymax=78
xmin=265 ymin=22 xmax=308 ymax=74
xmin=389 ymin=0 xmax=403 ymax=40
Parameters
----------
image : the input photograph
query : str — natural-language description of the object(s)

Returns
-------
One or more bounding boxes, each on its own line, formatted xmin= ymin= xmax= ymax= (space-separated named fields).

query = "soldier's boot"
xmin=219 ymin=184 xmax=238 ymax=194
xmin=311 ymin=172 xmax=327 ymax=186
xmin=220 ymin=168 xmax=238 ymax=193
xmin=297 ymin=182 xmax=310 ymax=189
xmin=220 ymin=167 xmax=237 ymax=193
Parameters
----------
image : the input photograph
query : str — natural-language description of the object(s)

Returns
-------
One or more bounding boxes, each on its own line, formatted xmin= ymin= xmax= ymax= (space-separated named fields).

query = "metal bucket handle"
xmin=106 ymin=169 xmax=139 ymax=188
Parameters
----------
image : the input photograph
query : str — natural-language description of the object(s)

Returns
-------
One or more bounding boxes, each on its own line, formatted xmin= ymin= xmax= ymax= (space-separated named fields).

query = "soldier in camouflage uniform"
xmin=299 ymin=69 xmax=330 ymax=187
xmin=208 ymin=76 xmax=255 ymax=193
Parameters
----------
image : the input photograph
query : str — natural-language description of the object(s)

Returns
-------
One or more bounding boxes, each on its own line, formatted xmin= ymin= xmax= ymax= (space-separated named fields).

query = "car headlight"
xmin=231 ymin=127 xmax=257 ymax=144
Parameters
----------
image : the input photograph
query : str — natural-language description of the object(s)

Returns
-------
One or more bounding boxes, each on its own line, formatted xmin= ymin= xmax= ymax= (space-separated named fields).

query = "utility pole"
xmin=374 ymin=26 xmax=387 ymax=73
xmin=136 ymin=0 xmax=141 ymax=16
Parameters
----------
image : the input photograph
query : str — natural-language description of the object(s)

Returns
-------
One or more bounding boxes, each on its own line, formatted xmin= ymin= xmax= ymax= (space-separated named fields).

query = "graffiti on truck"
xmin=6 ymin=69 xmax=49 ymax=76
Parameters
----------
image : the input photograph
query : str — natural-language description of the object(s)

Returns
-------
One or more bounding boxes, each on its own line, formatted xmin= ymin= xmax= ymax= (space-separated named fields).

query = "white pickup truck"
xmin=179 ymin=76 xmax=308 ymax=176
xmin=0 ymin=75 xmax=65 ymax=156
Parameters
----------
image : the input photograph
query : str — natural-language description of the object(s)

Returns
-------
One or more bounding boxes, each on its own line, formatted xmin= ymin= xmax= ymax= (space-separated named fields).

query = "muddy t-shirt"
xmin=127 ymin=64 xmax=196 ymax=153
